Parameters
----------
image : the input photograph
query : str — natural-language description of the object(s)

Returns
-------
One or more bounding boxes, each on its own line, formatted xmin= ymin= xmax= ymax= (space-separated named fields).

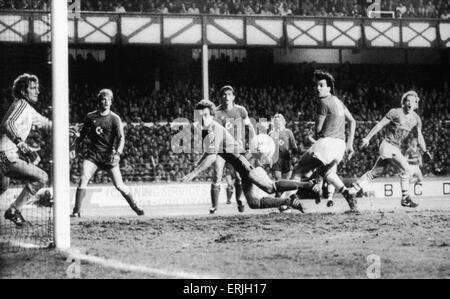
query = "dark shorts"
xmin=85 ymin=150 xmax=117 ymax=170
xmin=272 ymin=158 xmax=293 ymax=173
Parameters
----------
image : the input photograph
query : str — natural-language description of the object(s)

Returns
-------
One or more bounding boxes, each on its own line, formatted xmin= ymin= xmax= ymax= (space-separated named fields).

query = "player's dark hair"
xmin=314 ymin=70 xmax=335 ymax=95
xmin=12 ymin=73 xmax=39 ymax=100
xmin=195 ymin=99 xmax=216 ymax=116
xmin=219 ymin=85 xmax=235 ymax=95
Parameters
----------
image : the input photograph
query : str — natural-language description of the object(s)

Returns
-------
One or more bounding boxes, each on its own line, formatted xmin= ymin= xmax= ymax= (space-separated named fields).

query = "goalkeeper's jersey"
xmin=0 ymin=98 xmax=51 ymax=152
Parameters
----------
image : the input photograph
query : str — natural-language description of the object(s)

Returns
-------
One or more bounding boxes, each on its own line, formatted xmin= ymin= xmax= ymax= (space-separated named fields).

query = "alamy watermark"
xmin=170 ymin=112 xmax=284 ymax=163
xmin=366 ymin=254 xmax=381 ymax=279
xmin=66 ymin=254 xmax=81 ymax=279
xmin=366 ymin=0 xmax=382 ymax=18
xmin=68 ymin=0 xmax=81 ymax=20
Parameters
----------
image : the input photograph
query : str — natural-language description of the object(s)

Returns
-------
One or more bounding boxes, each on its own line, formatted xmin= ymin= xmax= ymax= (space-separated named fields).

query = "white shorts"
xmin=309 ymin=137 xmax=346 ymax=165
xmin=378 ymin=140 xmax=403 ymax=159
xmin=409 ymin=164 xmax=423 ymax=178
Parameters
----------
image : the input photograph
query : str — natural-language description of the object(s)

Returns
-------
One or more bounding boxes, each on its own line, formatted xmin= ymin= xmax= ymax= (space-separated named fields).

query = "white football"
xmin=255 ymin=134 xmax=276 ymax=163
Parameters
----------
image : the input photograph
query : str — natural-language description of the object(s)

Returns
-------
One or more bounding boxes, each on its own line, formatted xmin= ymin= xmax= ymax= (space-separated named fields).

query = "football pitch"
xmin=1 ymin=196 xmax=449 ymax=279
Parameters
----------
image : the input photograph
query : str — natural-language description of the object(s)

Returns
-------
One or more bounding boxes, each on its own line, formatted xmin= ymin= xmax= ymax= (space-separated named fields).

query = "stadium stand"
xmin=0 ymin=0 xmax=449 ymax=19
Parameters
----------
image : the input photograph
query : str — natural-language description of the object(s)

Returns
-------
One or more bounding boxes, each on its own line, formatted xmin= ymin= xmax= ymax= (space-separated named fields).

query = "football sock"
xmin=73 ymin=188 xmax=87 ymax=213
xmin=234 ymin=181 xmax=243 ymax=206
xmin=327 ymin=183 xmax=335 ymax=201
xmin=122 ymin=191 xmax=139 ymax=210
xmin=10 ymin=186 xmax=34 ymax=211
xmin=226 ymin=186 xmax=234 ymax=202
xmin=400 ymin=174 xmax=410 ymax=199
xmin=352 ymin=172 xmax=375 ymax=194
xmin=324 ymin=172 xmax=345 ymax=192
xmin=211 ymin=183 xmax=220 ymax=209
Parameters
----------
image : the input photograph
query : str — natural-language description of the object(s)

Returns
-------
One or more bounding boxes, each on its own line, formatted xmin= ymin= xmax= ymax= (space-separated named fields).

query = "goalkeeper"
xmin=0 ymin=74 xmax=52 ymax=227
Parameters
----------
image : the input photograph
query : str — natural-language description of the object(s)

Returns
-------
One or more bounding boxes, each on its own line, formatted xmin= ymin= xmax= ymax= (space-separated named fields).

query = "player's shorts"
xmin=272 ymin=158 xmax=293 ymax=173
xmin=309 ymin=137 xmax=346 ymax=165
xmin=379 ymin=140 xmax=403 ymax=160
xmin=84 ymin=150 xmax=118 ymax=170
xmin=409 ymin=164 xmax=423 ymax=179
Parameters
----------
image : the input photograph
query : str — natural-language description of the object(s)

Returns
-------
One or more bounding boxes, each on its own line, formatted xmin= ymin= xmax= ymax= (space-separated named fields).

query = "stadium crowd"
xmin=0 ymin=0 xmax=449 ymax=19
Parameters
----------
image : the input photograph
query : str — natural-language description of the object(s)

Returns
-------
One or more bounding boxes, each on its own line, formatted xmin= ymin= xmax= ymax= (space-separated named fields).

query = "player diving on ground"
xmin=182 ymin=100 xmax=313 ymax=212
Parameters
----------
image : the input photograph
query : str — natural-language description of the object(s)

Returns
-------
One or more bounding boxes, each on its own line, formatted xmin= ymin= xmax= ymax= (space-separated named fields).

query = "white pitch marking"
xmin=63 ymin=248 xmax=221 ymax=279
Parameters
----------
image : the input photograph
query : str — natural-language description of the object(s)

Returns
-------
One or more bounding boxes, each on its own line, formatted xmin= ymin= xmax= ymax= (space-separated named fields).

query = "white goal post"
xmin=52 ymin=0 xmax=71 ymax=249
xmin=368 ymin=11 xmax=396 ymax=18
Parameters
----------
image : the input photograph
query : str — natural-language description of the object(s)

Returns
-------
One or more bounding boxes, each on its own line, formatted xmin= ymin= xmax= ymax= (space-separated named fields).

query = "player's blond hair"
xmin=273 ymin=113 xmax=286 ymax=129
xmin=98 ymin=88 xmax=113 ymax=100
xmin=401 ymin=90 xmax=419 ymax=110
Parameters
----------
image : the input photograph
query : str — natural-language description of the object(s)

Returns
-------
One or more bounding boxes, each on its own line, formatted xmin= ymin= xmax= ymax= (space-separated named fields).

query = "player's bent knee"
xmin=246 ymin=199 xmax=260 ymax=209
xmin=39 ymin=172 xmax=49 ymax=186
xmin=244 ymin=193 xmax=260 ymax=209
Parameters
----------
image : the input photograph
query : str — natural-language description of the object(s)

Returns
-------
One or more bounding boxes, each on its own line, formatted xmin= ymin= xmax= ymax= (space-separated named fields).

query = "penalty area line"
xmin=63 ymin=248 xmax=221 ymax=279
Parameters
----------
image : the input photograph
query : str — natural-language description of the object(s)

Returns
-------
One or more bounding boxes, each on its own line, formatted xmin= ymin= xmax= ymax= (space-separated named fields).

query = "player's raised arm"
xmin=4 ymin=101 xmax=27 ymax=146
xmin=361 ymin=115 xmax=390 ymax=148
xmin=344 ymin=106 xmax=356 ymax=159
xmin=182 ymin=153 xmax=218 ymax=182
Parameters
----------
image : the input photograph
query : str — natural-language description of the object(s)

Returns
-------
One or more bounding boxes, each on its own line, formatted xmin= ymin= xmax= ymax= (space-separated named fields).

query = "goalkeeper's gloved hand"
xmin=17 ymin=142 xmax=41 ymax=165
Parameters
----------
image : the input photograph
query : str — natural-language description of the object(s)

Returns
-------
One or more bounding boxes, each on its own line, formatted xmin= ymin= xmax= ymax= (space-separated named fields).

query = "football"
xmin=255 ymin=134 xmax=276 ymax=163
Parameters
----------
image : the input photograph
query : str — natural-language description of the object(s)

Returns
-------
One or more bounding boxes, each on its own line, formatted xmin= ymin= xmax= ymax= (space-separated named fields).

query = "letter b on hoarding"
xmin=384 ymin=184 xmax=393 ymax=197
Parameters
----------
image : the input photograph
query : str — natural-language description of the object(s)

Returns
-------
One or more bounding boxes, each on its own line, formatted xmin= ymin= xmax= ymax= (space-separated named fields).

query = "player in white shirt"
xmin=0 ymin=74 xmax=52 ymax=227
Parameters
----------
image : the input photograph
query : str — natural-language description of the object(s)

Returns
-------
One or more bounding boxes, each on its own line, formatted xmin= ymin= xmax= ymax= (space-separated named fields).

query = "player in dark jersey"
xmin=405 ymin=138 xmax=424 ymax=185
xmin=70 ymin=89 xmax=144 ymax=217
xmin=269 ymin=114 xmax=298 ymax=183
xmin=348 ymin=91 xmax=431 ymax=208
xmin=286 ymin=70 xmax=357 ymax=212
xmin=183 ymin=100 xmax=312 ymax=212
xmin=269 ymin=113 xmax=297 ymax=213
xmin=210 ymin=85 xmax=257 ymax=214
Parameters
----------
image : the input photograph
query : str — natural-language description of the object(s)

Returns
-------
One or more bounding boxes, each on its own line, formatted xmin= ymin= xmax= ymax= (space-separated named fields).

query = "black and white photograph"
xmin=0 ymin=0 xmax=449 ymax=281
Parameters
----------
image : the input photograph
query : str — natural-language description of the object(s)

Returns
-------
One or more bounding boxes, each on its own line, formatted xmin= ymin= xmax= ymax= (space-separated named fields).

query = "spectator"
xmin=115 ymin=1 xmax=126 ymax=13
xmin=188 ymin=2 xmax=200 ymax=14
xmin=396 ymin=2 xmax=407 ymax=17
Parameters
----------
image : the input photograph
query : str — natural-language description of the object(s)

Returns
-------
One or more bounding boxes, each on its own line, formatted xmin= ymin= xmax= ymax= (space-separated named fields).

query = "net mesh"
xmin=0 ymin=41 xmax=54 ymax=253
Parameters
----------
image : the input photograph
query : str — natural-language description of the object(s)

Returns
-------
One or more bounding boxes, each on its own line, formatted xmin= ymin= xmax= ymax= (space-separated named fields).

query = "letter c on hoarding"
xmin=444 ymin=183 xmax=450 ymax=195
xmin=414 ymin=183 xmax=422 ymax=196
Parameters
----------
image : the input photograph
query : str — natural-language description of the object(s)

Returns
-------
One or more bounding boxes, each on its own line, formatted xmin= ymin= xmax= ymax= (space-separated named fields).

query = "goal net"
xmin=0 ymin=43 xmax=55 ymax=252
xmin=0 ymin=1 xmax=70 ymax=253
